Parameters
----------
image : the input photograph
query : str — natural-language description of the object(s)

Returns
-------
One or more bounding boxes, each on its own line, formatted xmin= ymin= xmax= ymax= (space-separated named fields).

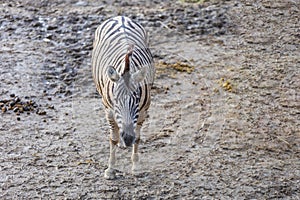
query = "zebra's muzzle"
xmin=120 ymin=131 xmax=136 ymax=147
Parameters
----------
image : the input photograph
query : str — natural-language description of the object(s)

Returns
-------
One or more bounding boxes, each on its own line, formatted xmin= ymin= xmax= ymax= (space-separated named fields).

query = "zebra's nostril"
xmin=120 ymin=131 xmax=125 ymax=137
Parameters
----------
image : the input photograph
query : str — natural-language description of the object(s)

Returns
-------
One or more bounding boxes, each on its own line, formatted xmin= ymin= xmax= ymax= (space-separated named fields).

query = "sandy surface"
xmin=1 ymin=0 xmax=299 ymax=199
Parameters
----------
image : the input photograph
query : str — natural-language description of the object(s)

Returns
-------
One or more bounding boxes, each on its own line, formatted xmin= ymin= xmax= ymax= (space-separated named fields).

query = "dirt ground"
xmin=0 ymin=0 xmax=299 ymax=199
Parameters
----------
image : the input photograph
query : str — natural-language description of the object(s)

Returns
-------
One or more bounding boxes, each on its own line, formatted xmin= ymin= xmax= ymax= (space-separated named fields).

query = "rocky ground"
xmin=0 ymin=0 xmax=299 ymax=199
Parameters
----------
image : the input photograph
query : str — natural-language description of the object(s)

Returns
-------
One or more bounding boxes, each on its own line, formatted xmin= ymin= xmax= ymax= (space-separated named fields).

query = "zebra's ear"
xmin=107 ymin=66 xmax=120 ymax=82
xmin=131 ymin=67 xmax=146 ymax=83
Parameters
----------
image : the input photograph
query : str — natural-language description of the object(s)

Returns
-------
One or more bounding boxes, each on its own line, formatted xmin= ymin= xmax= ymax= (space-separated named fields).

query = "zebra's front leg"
xmin=104 ymin=138 xmax=118 ymax=179
xmin=131 ymin=125 xmax=142 ymax=174
xmin=131 ymin=139 xmax=140 ymax=174
xmin=104 ymin=112 xmax=119 ymax=179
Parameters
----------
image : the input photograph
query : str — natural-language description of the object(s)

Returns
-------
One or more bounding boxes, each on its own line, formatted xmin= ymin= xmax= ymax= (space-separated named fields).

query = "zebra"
xmin=92 ymin=16 xmax=155 ymax=179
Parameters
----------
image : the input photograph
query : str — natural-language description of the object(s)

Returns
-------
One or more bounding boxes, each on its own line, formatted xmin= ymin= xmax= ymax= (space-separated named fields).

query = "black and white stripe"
xmin=92 ymin=16 xmax=155 ymax=147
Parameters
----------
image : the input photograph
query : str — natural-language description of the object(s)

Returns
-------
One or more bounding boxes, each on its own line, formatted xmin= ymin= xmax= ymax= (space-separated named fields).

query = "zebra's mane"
xmin=122 ymin=44 xmax=134 ymax=75
xmin=121 ymin=44 xmax=135 ymax=91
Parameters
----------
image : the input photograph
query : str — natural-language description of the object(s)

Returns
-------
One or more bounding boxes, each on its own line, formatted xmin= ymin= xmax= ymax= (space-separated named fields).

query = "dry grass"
xmin=156 ymin=61 xmax=195 ymax=75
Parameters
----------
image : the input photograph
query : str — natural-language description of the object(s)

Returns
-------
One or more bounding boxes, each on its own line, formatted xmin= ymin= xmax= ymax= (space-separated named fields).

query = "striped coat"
xmin=92 ymin=16 xmax=155 ymax=179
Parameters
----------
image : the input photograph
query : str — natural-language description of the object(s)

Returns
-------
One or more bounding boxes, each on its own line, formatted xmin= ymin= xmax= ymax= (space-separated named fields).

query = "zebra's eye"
xmin=107 ymin=66 xmax=120 ymax=82
xmin=108 ymin=66 xmax=115 ymax=76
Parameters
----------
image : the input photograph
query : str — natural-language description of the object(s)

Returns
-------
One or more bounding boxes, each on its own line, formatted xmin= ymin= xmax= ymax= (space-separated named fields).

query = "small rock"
xmin=36 ymin=109 xmax=47 ymax=115
xmin=48 ymin=105 xmax=54 ymax=109
xmin=75 ymin=1 xmax=88 ymax=6
xmin=23 ymin=106 xmax=30 ymax=111
xmin=13 ymin=107 xmax=19 ymax=112
xmin=9 ymin=101 xmax=15 ymax=107
xmin=2 ymin=106 xmax=7 ymax=113
xmin=47 ymin=26 xmax=57 ymax=31
xmin=14 ymin=97 xmax=21 ymax=103
xmin=19 ymin=107 xmax=24 ymax=113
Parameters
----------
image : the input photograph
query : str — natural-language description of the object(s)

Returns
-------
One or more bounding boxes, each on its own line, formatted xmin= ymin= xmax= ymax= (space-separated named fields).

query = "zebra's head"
xmin=107 ymin=65 xmax=146 ymax=147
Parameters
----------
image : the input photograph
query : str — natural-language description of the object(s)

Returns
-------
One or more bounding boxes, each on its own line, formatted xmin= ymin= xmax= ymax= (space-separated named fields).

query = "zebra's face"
xmin=107 ymin=66 xmax=146 ymax=147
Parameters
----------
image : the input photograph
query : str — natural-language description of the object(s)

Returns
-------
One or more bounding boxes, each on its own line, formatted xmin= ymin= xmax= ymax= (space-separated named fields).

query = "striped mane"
xmin=123 ymin=44 xmax=134 ymax=75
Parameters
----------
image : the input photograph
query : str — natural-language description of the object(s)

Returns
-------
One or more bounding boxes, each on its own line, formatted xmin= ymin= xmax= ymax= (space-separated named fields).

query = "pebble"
xmin=14 ymin=97 xmax=21 ymax=103
xmin=48 ymin=105 xmax=55 ymax=109
xmin=36 ymin=109 xmax=47 ymax=115
xmin=19 ymin=107 xmax=24 ymax=113
xmin=75 ymin=1 xmax=88 ymax=6
xmin=9 ymin=101 xmax=15 ymax=107
xmin=13 ymin=107 xmax=19 ymax=112
xmin=23 ymin=106 xmax=30 ymax=111
xmin=2 ymin=106 xmax=7 ymax=113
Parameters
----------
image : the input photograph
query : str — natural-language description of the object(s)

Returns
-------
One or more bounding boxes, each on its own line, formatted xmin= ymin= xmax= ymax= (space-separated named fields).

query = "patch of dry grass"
xmin=217 ymin=77 xmax=234 ymax=92
xmin=156 ymin=61 xmax=195 ymax=75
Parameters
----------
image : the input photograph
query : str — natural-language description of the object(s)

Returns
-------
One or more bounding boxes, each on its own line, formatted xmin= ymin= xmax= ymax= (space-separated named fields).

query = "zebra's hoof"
xmin=104 ymin=168 xmax=116 ymax=180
